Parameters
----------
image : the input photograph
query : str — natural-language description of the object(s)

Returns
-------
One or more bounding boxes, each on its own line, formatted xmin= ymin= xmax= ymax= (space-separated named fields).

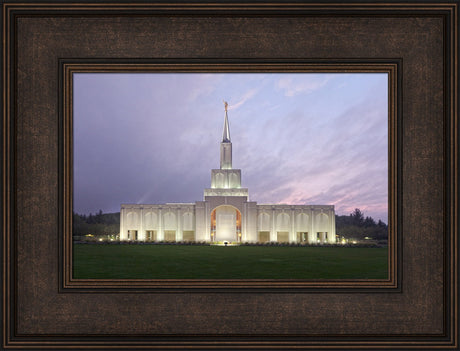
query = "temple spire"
xmin=222 ymin=100 xmax=231 ymax=142
xmin=220 ymin=101 xmax=232 ymax=169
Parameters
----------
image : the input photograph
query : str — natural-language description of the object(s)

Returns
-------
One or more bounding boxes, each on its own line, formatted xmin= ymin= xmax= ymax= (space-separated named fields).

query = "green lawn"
xmin=73 ymin=244 xmax=388 ymax=279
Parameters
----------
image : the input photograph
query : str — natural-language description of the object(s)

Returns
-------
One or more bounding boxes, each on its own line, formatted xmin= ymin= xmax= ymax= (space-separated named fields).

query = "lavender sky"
xmin=74 ymin=73 xmax=388 ymax=223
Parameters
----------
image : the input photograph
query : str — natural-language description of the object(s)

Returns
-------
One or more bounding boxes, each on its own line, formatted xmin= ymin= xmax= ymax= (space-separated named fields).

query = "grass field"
xmin=73 ymin=244 xmax=388 ymax=279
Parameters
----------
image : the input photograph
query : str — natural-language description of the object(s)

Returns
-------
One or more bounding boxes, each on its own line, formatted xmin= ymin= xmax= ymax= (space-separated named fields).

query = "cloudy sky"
xmin=74 ymin=73 xmax=388 ymax=223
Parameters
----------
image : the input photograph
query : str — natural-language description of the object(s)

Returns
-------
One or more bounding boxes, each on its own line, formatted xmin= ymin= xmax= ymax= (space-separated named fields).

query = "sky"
xmin=73 ymin=73 xmax=388 ymax=223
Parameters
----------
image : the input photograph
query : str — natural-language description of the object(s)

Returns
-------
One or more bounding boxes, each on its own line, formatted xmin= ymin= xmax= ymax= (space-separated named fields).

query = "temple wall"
xmin=256 ymin=205 xmax=336 ymax=243
xmin=120 ymin=204 xmax=196 ymax=242
xmin=121 ymin=202 xmax=335 ymax=243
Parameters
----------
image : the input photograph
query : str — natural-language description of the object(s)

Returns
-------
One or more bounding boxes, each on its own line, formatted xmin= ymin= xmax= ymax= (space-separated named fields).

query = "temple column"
xmin=270 ymin=208 xmax=276 ymax=242
xmin=119 ymin=208 xmax=126 ymax=240
xmin=309 ymin=209 xmax=316 ymax=243
xmin=242 ymin=203 xmax=247 ymax=242
xmin=177 ymin=208 xmax=182 ymax=241
xmin=290 ymin=209 xmax=296 ymax=242
xmin=205 ymin=202 xmax=210 ymax=242
xmin=329 ymin=209 xmax=336 ymax=243
xmin=138 ymin=207 xmax=145 ymax=241
xmin=158 ymin=208 xmax=164 ymax=241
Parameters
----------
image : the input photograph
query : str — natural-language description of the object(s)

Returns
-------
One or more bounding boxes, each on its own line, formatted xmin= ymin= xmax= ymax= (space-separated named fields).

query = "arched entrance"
xmin=210 ymin=205 xmax=242 ymax=243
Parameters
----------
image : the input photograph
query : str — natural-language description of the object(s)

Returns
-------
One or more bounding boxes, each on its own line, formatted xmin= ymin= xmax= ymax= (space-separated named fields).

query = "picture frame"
xmin=2 ymin=1 xmax=458 ymax=349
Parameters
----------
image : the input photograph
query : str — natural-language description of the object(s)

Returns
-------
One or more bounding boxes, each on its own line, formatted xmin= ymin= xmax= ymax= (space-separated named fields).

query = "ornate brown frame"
xmin=2 ymin=1 xmax=458 ymax=349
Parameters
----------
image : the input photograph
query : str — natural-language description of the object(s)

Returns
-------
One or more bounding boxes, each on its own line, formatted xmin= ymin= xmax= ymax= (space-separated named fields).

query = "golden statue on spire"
xmin=223 ymin=100 xmax=228 ymax=112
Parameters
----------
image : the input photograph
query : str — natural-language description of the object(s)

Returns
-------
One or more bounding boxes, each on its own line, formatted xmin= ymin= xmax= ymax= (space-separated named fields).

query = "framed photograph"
xmin=69 ymin=69 xmax=393 ymax=285
xmin=2 ymin=1 xmax=458 ymax=350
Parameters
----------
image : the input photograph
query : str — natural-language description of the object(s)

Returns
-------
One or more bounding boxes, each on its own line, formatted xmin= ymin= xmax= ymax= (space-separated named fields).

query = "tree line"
xmin=335 ymin=208 xmax=388 ymax=241
xmin=73 ymin=208 xmax=387 ymax=242
xmin=73 ymin=210 xmax=119 ymax=238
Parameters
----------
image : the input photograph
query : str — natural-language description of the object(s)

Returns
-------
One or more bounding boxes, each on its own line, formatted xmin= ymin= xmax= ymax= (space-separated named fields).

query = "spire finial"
xmin=223 ymin=100 xmax=228 ymax=112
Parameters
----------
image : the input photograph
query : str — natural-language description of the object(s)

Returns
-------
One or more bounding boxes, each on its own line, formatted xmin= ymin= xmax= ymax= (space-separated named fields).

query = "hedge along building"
xmin=119 ymin=103 xmax=336 ymax=244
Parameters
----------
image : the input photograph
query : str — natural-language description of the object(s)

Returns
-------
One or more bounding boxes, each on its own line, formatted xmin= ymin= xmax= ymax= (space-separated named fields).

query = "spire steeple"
xmin=222 ymin=110 xmax=231 ymax=142
xmin=220 ymin=101 xmax=232 ymax=169
xmin=204 ymin=101 xmax=248 ymax=198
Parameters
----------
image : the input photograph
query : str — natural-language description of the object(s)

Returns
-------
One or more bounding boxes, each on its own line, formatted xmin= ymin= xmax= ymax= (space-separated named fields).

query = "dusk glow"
xmin=74 ymin=73 xmax=388 ymax=222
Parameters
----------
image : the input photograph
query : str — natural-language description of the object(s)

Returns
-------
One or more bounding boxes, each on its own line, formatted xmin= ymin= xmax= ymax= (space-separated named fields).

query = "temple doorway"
xmin=211 ymin=205 xmax=242 ymax=242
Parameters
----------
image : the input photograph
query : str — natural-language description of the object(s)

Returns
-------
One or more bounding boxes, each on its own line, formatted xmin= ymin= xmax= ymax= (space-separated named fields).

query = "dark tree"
xmin=72 ymin=212 xmax=120 ymax=238
xmin=350 ymin=208 xmax=365 ymax=225
xmin=364 ymin=216 xmax=376 ymax=227
xmin=336 ymin=208 xmax=388 ymax=242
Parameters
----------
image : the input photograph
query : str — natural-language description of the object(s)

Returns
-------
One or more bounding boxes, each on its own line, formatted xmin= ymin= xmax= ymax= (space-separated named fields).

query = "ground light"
xmin=210 ymin=241 xmax=240 ymax=246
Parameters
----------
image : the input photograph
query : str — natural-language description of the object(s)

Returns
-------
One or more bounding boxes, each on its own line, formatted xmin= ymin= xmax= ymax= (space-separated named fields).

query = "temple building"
xmin=120 ymin=103 xmax=336 ymax=244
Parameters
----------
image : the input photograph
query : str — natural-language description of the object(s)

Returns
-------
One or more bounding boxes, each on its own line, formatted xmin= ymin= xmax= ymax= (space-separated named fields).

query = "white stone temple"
xmin=120 ymin=103 xmax=336 ymax=244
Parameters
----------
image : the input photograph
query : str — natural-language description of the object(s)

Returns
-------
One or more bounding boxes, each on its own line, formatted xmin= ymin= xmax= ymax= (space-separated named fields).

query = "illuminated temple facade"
xmin=120 ymin=106 xmax=336 ymax=244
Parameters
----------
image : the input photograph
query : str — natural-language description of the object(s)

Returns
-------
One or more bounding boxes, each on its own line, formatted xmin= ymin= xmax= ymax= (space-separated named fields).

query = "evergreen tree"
xmin=336 ymin=208 xmax=387 ymax=242
xmin=72 ymin=211 xmax=120 ymax=238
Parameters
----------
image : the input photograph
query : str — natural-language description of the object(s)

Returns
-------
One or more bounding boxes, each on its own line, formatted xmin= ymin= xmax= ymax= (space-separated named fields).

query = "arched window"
xmin=182 ymin=212 xmax=194 ymax=231
xmin=258 ymin=212 xmax=270 ymax=231
xmin=127 ymin=211 xmax=138 ymax=227
xmin=316 ymin=213 xmax=329 ymax=232
xmin=276 ymin=213 xmax=290 ymax=231
xmin=296 ymin=213 xmax=309 ymax=231
xmin=144 ymin=211 xmax=157 ymax=229
xmin=163 ymin=212 xmax=177 ymax=230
